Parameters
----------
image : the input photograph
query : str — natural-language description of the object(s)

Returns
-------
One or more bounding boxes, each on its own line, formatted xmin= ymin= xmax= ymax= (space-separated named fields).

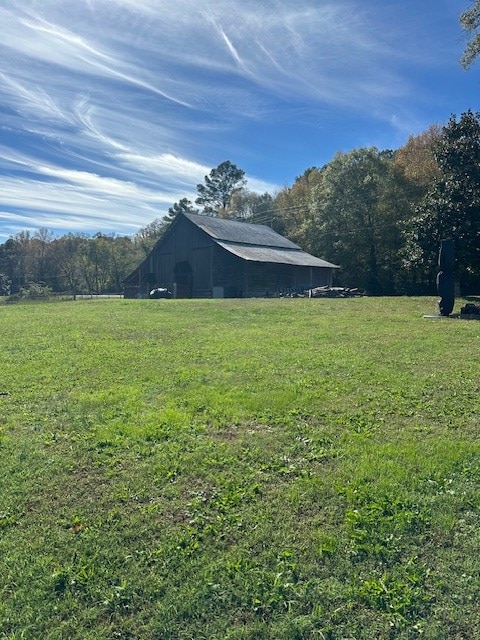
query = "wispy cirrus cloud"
xmin=0 ymin=0 xmax=465 ymax=240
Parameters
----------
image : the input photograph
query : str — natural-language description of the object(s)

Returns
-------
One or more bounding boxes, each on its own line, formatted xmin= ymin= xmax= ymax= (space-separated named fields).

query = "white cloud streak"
xmin=0 ymin=0 xmax=446 ymax=240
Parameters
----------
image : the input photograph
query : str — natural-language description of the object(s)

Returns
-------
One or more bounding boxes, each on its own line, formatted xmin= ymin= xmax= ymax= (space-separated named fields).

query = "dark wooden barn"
xmin=124 ymin=213 xmax=339 ymax=298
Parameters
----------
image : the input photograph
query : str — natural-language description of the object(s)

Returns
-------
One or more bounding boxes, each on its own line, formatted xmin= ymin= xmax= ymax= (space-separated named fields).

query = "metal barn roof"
xmin=217 ymin=242 xmax=339 ymax=268
xmin=183 ymin=213 xmax=301 ymax=249
xmin=183 ymin=213 xmax=339 ymax=269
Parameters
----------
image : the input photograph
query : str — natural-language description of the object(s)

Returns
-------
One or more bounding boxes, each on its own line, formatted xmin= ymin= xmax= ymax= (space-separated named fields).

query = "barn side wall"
xmin=211 ymin=247 xmax=334 ymax=298
xmin=242 ymin=262 xmax=334 ymax=297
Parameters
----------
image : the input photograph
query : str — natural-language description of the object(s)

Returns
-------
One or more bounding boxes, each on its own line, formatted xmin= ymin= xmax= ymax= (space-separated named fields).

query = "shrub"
xmin=19 ymin=283 xmax=52 ymax=300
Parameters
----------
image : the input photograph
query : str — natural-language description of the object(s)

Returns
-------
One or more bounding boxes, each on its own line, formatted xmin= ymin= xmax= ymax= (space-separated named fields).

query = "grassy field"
xmin=0 ymin=297 xmax=479 ymax=639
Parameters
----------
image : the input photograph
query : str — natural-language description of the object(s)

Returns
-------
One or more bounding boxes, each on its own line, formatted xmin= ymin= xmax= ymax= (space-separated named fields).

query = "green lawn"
xmin=0 ymin=297 xmax=479 ymax=639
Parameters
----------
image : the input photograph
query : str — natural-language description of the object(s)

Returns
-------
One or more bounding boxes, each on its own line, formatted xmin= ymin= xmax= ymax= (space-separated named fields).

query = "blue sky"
xmin=0 ymin=0 xmax=478 ymax=241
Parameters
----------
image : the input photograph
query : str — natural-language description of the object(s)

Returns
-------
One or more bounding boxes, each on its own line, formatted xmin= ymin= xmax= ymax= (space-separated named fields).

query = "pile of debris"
xmin=307 ymin=286 xmax=364 ymax=299
xmin=460 ymin=302 xmax=480 ymax=318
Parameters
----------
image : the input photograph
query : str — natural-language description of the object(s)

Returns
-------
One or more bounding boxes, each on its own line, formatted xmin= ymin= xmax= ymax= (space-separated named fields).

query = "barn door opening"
xmin=173 ymin=261 xmax=193 ymax=298
xmin=141 ymin=272 xmax=155 ymax=297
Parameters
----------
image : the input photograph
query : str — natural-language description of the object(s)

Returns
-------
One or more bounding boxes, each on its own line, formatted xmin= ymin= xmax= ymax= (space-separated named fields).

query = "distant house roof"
xmin=183 ymin=213 xmax=339 ymax=269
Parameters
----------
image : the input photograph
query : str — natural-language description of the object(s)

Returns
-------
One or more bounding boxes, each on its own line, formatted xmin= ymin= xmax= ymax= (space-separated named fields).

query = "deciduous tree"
xmin=133 ymin=218 xmax=169 ymax=256
xmin=394 ymin=126 xmax=442 ymax=195
xmin=227 ymin=189 xmax=275 ymax=222
xmin=50 ymin=234 xmax=84 ymax=297
xmin=272 ymin=167 xmax=325 ymax=246
xmin=311 ymin=148 xmax=405 ymax=293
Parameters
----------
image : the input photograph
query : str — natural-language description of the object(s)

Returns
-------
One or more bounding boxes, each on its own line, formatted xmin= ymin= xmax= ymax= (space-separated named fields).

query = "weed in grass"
xmin=0 ymin=511 xmax=17 ymax=530
xmin=314 ymin=531 xmax=338 ymax=559
xmin=343 ymin=493 xmax=430 ymax=562
xmin=353 ymin=563 xmax=433 ymax=627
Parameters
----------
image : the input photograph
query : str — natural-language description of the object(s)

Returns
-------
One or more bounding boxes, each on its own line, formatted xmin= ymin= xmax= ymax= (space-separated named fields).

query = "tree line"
xmin=2 ymin=111 xmax=480 ymax=297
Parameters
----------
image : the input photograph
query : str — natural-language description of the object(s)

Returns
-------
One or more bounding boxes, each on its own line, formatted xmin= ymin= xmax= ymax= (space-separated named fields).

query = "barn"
xmin=124 ymin=212 xmax=339 ymax=299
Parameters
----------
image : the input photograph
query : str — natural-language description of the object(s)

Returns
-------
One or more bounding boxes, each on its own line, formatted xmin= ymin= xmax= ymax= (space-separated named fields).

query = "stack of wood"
xmin=307 ymin=286 xmax=364 ymax=298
